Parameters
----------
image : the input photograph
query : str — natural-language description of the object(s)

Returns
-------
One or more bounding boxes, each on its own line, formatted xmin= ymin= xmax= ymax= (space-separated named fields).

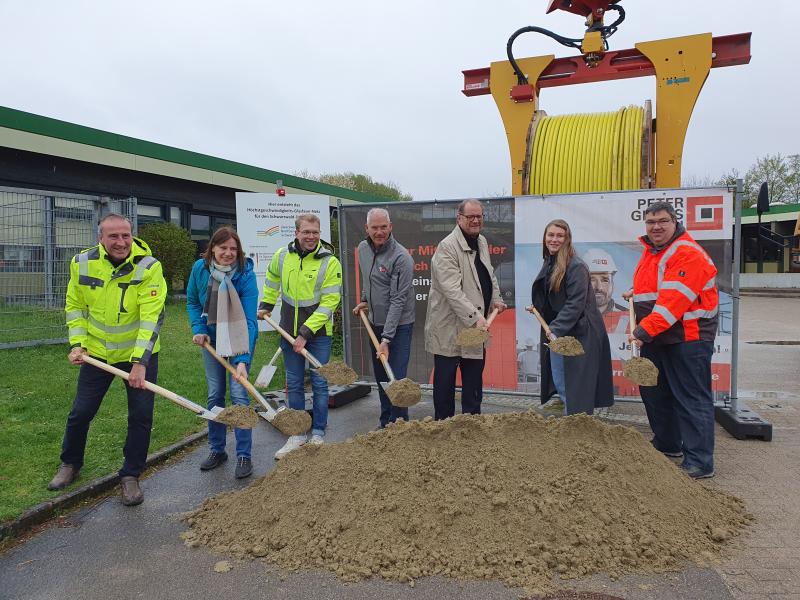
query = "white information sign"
xmin=235 ymin=193 xmax=331 ymax=330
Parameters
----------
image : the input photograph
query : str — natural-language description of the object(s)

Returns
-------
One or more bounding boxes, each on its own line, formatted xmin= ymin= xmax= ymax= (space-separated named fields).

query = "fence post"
xmin=43 ymin=196 xmax=56 ymax=309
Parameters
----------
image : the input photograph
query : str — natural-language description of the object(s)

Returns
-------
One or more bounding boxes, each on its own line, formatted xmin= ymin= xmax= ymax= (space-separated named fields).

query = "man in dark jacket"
xmin=624 ymin=201 xmax=719 ymax=480
xmin=353 ymin=208 xmax=415 ymax=428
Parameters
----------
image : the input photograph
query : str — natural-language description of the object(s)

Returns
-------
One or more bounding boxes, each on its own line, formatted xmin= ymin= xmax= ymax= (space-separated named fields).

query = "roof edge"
xmin=0 ymin=105 xmax=391 ymax=204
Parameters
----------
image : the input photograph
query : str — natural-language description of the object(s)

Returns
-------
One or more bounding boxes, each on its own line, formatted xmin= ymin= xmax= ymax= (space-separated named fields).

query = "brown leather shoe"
xmin=120 ymin=476 xmax=144 ymax=506
xmin=47 ymin=464 xmax=79 ymax=491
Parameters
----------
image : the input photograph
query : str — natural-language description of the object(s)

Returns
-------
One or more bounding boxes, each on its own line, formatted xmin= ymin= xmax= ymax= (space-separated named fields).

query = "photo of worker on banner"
xmin=514 ymin=189 xmax=734 ymax=401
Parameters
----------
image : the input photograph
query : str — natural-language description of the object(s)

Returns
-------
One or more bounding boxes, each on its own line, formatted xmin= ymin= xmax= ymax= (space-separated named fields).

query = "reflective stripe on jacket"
xmin=65 ymin=238 xmax=167 ymax=365
xmin=632 ymin=227 xmax=718 ymax=344
xmin=259 ymin=239 xmax=342 ymax=339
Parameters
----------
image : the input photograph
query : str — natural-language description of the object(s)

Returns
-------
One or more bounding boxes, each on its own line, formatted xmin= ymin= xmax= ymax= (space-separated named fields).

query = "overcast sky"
xmin=0 ymin=1 xmax=796 ymax=200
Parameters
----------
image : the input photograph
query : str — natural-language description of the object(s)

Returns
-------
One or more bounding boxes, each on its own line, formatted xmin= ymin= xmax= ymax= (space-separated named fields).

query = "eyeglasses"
xmin=644 ymin=218 xmax=674 ymax=227
xmin=459 ymin=214 xmax=483 ymax=222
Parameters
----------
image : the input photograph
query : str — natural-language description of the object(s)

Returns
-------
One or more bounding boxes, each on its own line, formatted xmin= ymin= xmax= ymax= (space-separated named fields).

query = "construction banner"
xmin=340 ymin=188 xmax=733 ymax=400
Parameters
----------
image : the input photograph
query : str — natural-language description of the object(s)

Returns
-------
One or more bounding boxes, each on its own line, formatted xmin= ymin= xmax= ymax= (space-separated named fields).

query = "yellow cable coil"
xmin=528 ymin=105 xmax=645 ymax=195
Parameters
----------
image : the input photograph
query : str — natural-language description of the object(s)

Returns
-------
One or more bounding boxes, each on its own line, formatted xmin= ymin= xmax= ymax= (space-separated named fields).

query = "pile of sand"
xmin=623 ymin=357 xmax=659 ymax=387
xmin=550 ymin=336 xmax=584 ymax=356
xmin=215 ymin=405 xmax=259 ymax=429
xmin=386 ymin=378 xmax=421 ymax=407
xmin=455 ymin=327 xmax=490 ymax=347
xmin=316 ymin=361 xmax=358 ymax=385
xmin=271 ymin=408 xmax=312 ymax=436
xmin=182 ymin=412 xmax=750 ymax=594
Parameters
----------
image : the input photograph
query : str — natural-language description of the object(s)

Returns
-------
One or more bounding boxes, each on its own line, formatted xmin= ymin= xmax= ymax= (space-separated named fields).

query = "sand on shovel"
xmin=315 ymin=361 xmax=358 ymax=386
xmin=271 ymin=408 xmax=312 ymax=436
xmin=215 ymin=405 xmax=260 ymax=429
xmin=386 ymin=378 xmax=421 ymax=408
xmin=624 ymin=356 xmax=659 ymax=386
xmin=183 ymin=412 xmax=750 ymax=596
xmin=549 ymin=336 xmax=584 ymax=356
xmin=455 ymin=327 xmax=489 ymax=347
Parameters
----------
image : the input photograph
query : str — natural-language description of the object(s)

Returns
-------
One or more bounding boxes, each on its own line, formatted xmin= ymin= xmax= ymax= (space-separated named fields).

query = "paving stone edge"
xmin=0 ymin=430 xmax=208 ymax=541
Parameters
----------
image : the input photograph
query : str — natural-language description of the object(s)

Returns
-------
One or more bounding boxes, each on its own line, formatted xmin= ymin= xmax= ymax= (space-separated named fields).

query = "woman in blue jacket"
xmin=187 ymin=227 xmax=258 ymax=479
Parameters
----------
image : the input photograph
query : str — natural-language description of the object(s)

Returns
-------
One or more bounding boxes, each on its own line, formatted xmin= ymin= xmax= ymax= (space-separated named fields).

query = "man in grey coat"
xmin=425 ymin=200 xmax=506 ymax=419
xmin=353 ymin=208 xmax=416 ymax=428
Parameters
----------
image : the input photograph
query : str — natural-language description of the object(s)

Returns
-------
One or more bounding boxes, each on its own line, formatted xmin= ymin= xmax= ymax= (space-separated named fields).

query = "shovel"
xmin=357 ymin=309 xmax=421 ymax=407
xmin=259 ymin=313 xmax=358 ymax=386
xmin=525 ymin=305 xmax=585 ymax=356
xmin=201 ymin=341 xmax=311 ymax=435
xmin=81 ymin=355 xmax=224 ymax=423
xmin=255 ymin=347 xmax=282 ymax=388
xmin=622 ymin=298 xmax=659 ymax=386
xmin=455 ymin=307 xmax=500 ymax=347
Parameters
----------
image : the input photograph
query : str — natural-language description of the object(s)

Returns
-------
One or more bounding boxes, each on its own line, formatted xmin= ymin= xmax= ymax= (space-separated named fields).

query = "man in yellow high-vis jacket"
xmin=257 ymin=213 xmax=342 ymax=460
xmin=48 ymin=213 xmax=167 ymax=506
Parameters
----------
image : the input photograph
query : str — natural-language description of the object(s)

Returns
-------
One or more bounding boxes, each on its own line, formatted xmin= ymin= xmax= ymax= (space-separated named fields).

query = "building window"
xmin=190 ymin=214 xmax=211 ymax=240
xmin=137 ymin=204 xmax=164 ymax=227
xmin=170 ymin=206 xmax=182 ymax=226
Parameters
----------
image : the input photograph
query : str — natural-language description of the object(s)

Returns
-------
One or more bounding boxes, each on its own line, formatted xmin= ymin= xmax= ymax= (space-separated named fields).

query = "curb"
xmin=0 ymin=430 xmax=208 ymax=541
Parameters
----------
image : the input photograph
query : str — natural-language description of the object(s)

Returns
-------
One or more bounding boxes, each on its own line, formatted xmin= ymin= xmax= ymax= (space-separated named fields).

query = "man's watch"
xmin=380 ymin=338 xmax=391 ymax=345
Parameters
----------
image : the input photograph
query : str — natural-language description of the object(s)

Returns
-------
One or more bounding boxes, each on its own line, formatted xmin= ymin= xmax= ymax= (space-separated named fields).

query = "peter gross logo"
xmin=686 ymin=196 xmax=724 ymax=231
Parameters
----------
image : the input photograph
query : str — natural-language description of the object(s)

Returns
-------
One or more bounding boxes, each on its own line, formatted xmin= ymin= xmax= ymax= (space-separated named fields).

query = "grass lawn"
xmin=0 ymin=301 xmax=286 ymax=522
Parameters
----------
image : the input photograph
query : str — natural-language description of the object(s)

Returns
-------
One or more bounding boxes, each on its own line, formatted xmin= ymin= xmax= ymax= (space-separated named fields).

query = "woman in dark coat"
xmin=531 ymin=219 xmax=614 ymax=415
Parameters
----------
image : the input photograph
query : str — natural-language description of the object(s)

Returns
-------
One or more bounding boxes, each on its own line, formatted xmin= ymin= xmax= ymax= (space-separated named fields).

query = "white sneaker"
xmin=274 ymin=435 xmax=307 ymax=460
xmin=309 ymin=434 xmax=324 ymax=445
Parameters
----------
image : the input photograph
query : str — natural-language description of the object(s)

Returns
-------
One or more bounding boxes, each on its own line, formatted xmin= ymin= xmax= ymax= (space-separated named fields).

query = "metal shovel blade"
xmin=200 ymin=406 xmax=225 ymax=421
xmin=255 ymin=365 xmax=277 ymax=388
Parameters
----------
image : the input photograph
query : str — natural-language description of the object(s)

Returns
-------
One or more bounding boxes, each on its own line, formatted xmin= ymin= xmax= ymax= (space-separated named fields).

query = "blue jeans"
xmin=370 ymin=323 xmax=413 ymax=428
xmin=280 ymin=335 xmax=331 ymax=437
xmin=549 ymin=352 xmax=568 ymax=414
xmin=639 ymin=340 xmax=715 ymax=473
xmin=201 ymin=349 xmax=252 ymax=458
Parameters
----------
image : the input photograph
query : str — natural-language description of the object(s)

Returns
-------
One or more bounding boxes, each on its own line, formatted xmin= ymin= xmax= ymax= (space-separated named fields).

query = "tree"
xmin=296 ymin=170 xmax=412 ymax=202
xmin=786 ymin=154 xmax=800 ymax=204
xmin=716 ymin=168 xmax=741 ymax=189
xmin=138 ymin=222 xmax=196 ymax=294
xmin=744 ymin=154 xmax=790 ymax=207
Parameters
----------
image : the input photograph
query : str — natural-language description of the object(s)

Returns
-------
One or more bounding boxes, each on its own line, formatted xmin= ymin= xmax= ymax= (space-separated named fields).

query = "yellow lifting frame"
xmin=488 ymin=33 xmax=713 ymax=194
xmin=489 ymin=55 xmax=553 ymax=196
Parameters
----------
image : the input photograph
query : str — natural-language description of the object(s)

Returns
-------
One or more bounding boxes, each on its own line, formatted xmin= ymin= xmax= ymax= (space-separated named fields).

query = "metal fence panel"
xmin=0 ymin=188 xmax=136 ymax=348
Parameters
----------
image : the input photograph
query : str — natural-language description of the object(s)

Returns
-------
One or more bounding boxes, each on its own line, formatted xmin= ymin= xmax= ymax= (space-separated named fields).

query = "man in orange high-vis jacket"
xmin=623 ymin=201 xmax=719 ymax=480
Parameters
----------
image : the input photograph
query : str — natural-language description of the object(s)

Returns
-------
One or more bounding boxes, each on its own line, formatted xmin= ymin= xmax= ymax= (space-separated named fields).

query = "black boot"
xmin=200 ymin=451 xmax=228 ymax=471
xmin=235 ymin=457 xmax=252 ymax=479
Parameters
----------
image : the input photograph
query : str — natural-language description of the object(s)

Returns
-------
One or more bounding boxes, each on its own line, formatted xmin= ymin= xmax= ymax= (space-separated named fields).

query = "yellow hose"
xmin=528 ymin=105 xmax=645 ymax=195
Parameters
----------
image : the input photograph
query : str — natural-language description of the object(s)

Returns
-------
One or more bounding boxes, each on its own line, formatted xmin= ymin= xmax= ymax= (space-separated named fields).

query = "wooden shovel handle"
xmin=628 ymin=297 xmax=639 ymax=358
xmin=260 ymin=313 xmax=322 ymax=368
xmin=628 ymin=297 xmax=636 ymax=333
xmin=82 ymin=355 xmax=205 ymax=415
xmin=526 ymin=305 xmax=554 ymax=340
xmin=357 ymin=309 xmax=396 ymax=381
xmin=202 ymin=342 xmax=275 ymax=415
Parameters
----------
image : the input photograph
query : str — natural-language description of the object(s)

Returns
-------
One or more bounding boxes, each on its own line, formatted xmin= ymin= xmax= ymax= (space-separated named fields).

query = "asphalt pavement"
xmin=1 ymin=296 xmax=798 ymax=600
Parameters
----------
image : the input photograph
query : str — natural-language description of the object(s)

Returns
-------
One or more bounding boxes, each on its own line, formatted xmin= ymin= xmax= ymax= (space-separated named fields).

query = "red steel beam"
xmin=462 ymin=33 xmax=751 ymax=97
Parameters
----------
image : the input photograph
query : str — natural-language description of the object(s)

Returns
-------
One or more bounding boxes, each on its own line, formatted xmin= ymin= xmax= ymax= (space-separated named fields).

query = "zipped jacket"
xmin=356 ymin=235 xmax=415 ymax=341
xmin=65 ymin=238 xmax=167 ymax=365
xmin=424 ymin=225 xmax=501 ymax=359
xmin=632 ymin=226 xmax=718 ymax=345
xmin=186 ymin=257 xmax=259 ymax=367
xmin=259 ymin=239 xmax=342 ymax=339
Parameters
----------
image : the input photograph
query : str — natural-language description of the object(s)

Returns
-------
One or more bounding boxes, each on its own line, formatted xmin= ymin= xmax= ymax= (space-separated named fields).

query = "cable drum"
xmin=525 ymin=102 xmax=652 ymax=195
